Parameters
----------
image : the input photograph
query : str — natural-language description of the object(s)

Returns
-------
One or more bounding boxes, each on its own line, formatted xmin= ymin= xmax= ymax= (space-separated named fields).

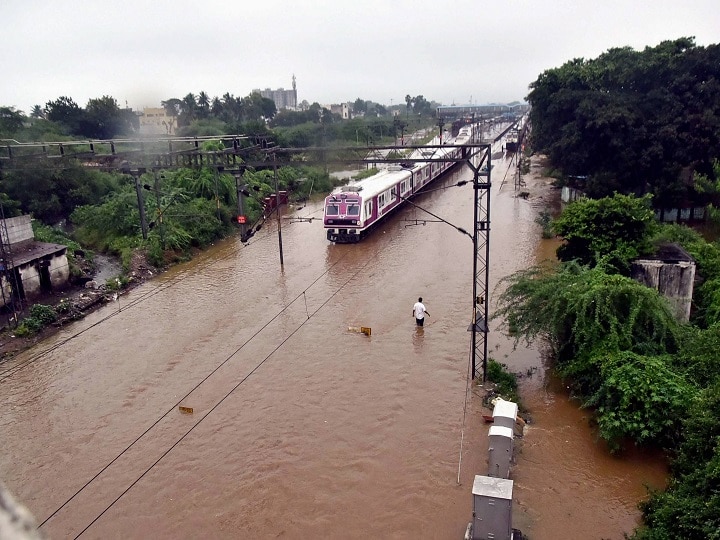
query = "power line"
xmin=398 ymin=193 xmax=473 ymax=240
xmin=68 ymin=237 xmax=378 ymax=538
xmin=0 ymin=210 xmax=312 ymax=381
xmin=37 ymin=235 xmax=354 ymax=532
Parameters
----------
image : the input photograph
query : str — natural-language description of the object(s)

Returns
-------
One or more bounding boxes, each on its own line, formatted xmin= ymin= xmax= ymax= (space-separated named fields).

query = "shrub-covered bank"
xmin=494 ymin=193 xmax=720 ymax=537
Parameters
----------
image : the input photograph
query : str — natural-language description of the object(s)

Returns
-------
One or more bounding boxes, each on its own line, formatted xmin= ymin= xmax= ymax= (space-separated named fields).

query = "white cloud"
xmin=1 ymin=0 xmax=718 ymax=113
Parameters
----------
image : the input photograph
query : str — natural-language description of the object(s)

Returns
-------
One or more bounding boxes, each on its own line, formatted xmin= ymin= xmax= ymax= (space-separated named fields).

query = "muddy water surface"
xmin=0 ymin=139 xmax=666 ymax=539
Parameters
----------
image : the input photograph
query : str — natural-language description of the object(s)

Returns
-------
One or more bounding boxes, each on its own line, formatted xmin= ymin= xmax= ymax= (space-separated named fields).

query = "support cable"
xmin=0 ymin=210 xmax=313 ymax=381
xmin=398 ymin=194 xmax=473 ymax=241
xmin=38 ymin=241 xmax=354 ymax=531
xmin=457 ymin=335 xmax=475 ymax=485
xmin=68 ymin=237 xmax=378 ymax=539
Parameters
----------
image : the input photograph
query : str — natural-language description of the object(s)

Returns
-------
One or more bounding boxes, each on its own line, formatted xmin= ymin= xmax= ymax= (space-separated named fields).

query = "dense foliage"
xmin=553 ymin=193 xmax=657 ymax=272
xmin=0 ymin=87 xmax=419 ymax=275
xmin=495 ymin=190 xmax=720 ymax=536
xmin=495 ymin=262 xmax=680 ymax=384
xmin=486 ymin=359 xmax=521 ymax=405
xmin=1 ymin=161 xmax=123 ymax=223
xmin=527 ymin=38 xmax=720 ymax=207
xmin=67 ymin=162 xmax=338 ymax=267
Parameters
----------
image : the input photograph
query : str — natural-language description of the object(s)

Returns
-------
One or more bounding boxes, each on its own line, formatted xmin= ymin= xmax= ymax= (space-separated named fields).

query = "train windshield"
xmin=347 ymin=204 xmax=360 ymax=216
xmin=326 ymin=204 xmax=339 ymax=216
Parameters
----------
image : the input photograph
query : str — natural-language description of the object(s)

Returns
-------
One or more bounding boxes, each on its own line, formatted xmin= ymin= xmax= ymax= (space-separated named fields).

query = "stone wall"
xmin=1 ymin=216 xmax=34 ymax=245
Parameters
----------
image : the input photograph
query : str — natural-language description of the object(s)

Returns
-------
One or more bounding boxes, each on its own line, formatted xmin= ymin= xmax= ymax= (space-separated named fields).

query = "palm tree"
xmin=30 ymin=105 xmax=45 ymax=119
xmin=197 ymin=91 xmax=210 ymax=118
xmin=180 ymin=93 xmax=197 ymax=125
xmin=210 ymin=96 xmax=222 ymax=118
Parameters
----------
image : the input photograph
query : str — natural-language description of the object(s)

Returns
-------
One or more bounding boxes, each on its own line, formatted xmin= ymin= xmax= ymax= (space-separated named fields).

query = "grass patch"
xmin=486 ymin=359 xmax=521 ymax=405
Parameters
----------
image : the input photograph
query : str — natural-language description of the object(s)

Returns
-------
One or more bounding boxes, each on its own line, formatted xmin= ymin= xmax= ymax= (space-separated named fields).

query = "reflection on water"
xmin=412 ymin=325 xmax=425 ymax=352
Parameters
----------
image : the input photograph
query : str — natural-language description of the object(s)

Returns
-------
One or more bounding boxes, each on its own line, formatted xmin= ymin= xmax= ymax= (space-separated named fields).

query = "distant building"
xmin=139 ymin=107 xmax=177 ymax=136
xmin=0 ymin=215 xmax=69 ymax=307
xmin=254 ymin=75 xmax=298 ymax=110
xmin=330 ymin=103 xmax=350 ymax=119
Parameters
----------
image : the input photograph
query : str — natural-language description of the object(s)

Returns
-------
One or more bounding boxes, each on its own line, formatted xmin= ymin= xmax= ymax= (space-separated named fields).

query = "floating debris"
xmin=348 ymin=326 xmax=372 ymax=336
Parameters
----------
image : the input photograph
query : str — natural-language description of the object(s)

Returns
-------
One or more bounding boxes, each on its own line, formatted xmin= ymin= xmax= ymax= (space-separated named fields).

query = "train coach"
xmin=324 ymin=125 xmax=476 ymax=243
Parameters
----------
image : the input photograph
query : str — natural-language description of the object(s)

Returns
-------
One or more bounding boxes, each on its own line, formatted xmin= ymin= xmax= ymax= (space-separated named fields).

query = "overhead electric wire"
xmin=12 ymin=136 xmax=496 ymax=530
xmin=415 ymin=179 xmax=470 ymax=194
xmin=398 ymin=193 xmax=474 ymax=240
xmin=0 ymin=208 xmax=310 ymax=381
xmin=37 ymin=235 xmax=353 ymax=532
xmin=67 ymin=236 xmax=378 ymax=539
xmin=457 ymin=333 xmax=476 ymax=485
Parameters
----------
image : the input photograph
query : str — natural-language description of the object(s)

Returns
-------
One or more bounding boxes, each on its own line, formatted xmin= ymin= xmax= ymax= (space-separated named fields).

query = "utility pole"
xmin=132 ymin=170 xmax=149 ymax=240
xmin=153 ymin=170 xmax=165 ymax=249
xmin=273 ymin=153 xmax=284 ymax=266
xmin=235 ymin=171 xmax=248 ymax=240
xmin=468 ymin=145 xmax=492 ymax=381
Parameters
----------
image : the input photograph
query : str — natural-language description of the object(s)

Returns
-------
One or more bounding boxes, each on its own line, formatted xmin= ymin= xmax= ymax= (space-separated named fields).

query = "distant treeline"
xmin=0 ymin=90 xmax=437 ymax=147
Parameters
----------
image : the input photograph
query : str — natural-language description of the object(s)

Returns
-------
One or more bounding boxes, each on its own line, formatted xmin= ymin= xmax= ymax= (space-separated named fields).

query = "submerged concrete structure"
xmin=631 ymin=243 xmax=695 ymax=322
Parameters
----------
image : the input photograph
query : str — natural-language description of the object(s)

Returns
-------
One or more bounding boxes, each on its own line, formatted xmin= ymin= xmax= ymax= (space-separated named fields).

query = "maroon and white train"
xmin=324 ymin=125 xmax=477 ymax=243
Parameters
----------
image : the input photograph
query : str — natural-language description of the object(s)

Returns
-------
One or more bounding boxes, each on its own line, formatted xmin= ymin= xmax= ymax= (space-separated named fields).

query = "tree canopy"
xmin=552 ymin=193 xmax=657 ymax=273
xmin=527 ymin=38 xmax=720 ymax=207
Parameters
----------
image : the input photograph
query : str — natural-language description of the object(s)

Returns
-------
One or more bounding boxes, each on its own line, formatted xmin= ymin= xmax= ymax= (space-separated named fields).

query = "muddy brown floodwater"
xmin=0 ymin=138 xmax=667 ymax=539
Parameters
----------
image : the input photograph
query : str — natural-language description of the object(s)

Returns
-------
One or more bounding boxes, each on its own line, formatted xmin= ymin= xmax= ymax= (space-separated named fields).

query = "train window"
xmin=347 ymin=204 xmax=360 ymax=216
xmin=390 ymin=187 xmax=396 ymax=199
xmin=326 ymin=204 xmax=339 ymax=216
xmin=378 ymin=194 xmax=386 ymax=207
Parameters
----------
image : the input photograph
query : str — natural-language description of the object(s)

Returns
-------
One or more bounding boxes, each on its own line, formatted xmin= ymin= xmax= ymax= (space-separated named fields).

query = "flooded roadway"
xmin=0 ymin=137 xmax=666 ymax=539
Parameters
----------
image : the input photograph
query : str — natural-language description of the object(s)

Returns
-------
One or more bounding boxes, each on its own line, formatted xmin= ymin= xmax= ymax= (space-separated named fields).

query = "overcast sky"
xmin=2 ymin=0 xmax=719 ymax=114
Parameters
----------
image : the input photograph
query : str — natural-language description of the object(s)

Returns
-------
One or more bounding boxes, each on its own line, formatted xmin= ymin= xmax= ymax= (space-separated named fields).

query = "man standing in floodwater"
xmin=413 ymin=297 xmax=430 ymax=327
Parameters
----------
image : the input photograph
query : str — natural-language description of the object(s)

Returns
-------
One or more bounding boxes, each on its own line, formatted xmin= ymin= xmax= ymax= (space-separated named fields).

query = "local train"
xmin=323 ymin=124 xmax=477 ymax=243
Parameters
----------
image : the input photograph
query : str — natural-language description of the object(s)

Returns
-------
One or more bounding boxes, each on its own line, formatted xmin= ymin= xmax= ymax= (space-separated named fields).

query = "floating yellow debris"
xmin=348 ymin=326 xmax=372 ymax=336
xmin=179 ymin=406 xmax=194 ymax=414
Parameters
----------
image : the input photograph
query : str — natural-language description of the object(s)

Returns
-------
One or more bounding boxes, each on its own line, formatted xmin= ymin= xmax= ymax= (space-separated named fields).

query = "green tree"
xmin=353 ymin=98 xmax=367 ymax=115
xmin=412 ymin=95 xmax=433 ymax=116
xmin=552 ymin=193 xmax=657 ymax=273
xmin=0 ymin=106 xmax=25 ymax=134
xmin=45 ymin=96 xmax=84 ymax=135
xmin=494 ymin=262 xmax=680 ymax=371
xmin=161 ymin=98 xmax=183 ymax=118
xmin=30 ymin=105 xmax=44 ymax=119
xmin=633 ymin=383 xmax=720 ymax=539
xmin=197 ymin=91 xmax=210 ymax=118
xmin=584 ymin=350 xmax=695 ymax=451
xmin=84 ymin=95 xmax=134 ymax=139
xmin=527 ymin=38 xmax=720 ymax=205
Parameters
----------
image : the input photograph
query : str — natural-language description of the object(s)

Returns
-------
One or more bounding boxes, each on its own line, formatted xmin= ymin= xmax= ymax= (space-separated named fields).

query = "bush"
xmin=583 ymin=350 xmax=695 ymax=451
xmin=494 ymin=262 xmax=680 ymax=364
xmin=486 ymin=359 xmax=521 ymax=405
xmin=535 ymin=210 xmax=554 ymax=238
xmin=29 ymin=303 xmax=57 ymax=325
xmin=15 ymin=304 xmax=57 ymax=336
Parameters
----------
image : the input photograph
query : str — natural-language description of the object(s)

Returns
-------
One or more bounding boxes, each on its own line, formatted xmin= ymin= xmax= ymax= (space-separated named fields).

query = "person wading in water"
xmin=413 ymin=297 xmax=430 ymax=327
